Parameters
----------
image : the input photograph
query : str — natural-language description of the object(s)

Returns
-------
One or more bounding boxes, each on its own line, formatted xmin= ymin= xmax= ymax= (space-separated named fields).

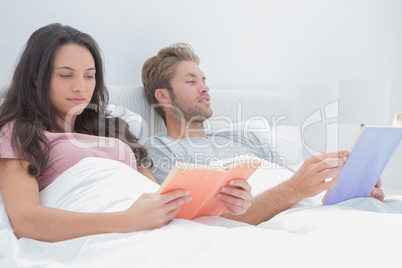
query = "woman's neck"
xmin=56 ymin=114 xmax=76 ymax=132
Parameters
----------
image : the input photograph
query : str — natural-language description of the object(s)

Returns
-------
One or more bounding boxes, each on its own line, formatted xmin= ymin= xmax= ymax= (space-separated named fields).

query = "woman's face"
xmin=49 ymin=44 xmax=96 ymax=129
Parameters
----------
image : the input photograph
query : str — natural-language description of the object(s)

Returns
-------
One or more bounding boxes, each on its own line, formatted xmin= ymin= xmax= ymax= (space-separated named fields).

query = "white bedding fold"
xmin=39 ymin=157 xmax=159 ymax=213
xmin=0 ymin=157 xmax=402 ymax=267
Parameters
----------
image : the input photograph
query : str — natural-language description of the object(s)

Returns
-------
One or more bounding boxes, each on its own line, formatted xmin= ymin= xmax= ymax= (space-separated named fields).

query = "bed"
xmin=1 ymin=84 xmax=402 ymax=267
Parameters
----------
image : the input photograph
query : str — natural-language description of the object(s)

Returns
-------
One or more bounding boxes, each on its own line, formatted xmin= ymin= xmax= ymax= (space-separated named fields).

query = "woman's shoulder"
xmin=0 ymin=121 xmax=18 ymax=157
xmin=0 ymin=120 xmax=15 ymax=136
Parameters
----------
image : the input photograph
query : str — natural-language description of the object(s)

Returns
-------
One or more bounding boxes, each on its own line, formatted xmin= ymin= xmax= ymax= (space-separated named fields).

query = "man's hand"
xmin=219 ymin=150 xmax=352 ymax=225
xmin=369 ymin=179 xmax=385 ymax=202
xmin=289 ymin=150 xmax=350 ymax=201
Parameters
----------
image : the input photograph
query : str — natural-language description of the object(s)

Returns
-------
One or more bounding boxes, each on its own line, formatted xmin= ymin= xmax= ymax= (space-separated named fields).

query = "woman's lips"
xmin=68 ymin=98 xmax=86 ymax=104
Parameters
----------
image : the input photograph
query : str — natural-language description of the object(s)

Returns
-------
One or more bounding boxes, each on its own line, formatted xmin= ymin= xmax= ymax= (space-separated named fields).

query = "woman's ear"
xmin=32 ymin=75 xmax=38 ymax=88
xmin=154 ymin=88 xmax=170 ymax=104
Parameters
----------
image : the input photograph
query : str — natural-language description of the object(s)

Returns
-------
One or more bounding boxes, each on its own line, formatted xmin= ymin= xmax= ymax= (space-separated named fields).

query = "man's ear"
xmin=155 ymin=88 xmax=171 ymax=104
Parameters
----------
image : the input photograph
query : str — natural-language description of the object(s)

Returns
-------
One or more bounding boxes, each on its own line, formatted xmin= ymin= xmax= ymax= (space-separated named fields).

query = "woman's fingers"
xmin=159 ymin=189 xmax=191 ymax=212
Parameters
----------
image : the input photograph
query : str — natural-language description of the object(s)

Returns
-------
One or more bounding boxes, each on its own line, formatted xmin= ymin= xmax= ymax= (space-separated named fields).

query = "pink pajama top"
xmin=0 ymin=122 xmax=137 ymax=191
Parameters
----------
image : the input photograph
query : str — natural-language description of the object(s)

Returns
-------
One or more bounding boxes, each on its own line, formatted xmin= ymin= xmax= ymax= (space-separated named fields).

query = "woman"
xmin=0 ymin=23 xmax=252 ymax=242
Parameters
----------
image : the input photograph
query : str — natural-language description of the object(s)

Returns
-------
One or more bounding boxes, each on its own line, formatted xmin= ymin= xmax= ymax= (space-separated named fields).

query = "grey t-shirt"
xmin=144 ymin=130 xmax=278 ymax=184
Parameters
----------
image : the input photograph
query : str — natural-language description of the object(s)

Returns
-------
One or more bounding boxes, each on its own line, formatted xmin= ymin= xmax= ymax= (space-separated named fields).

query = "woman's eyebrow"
xmin=55 ymin=66 xmax=96 ymax=71
xmin=55 ymin=66 xmax=74 ymax=70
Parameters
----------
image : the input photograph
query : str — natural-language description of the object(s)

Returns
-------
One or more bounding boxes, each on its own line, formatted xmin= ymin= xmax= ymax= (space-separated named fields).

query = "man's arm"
xmin=223 ymin=151 xmax=349 ymax=225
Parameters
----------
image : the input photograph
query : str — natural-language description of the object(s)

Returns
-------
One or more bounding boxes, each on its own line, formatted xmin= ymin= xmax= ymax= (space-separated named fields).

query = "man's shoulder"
xmin=144 ymin=134 xmax=167 ymax=143
xmin=144 ymin=134 xmax=192 ymax=151
xmin=144 ymin=134 xmax=171 ymax=148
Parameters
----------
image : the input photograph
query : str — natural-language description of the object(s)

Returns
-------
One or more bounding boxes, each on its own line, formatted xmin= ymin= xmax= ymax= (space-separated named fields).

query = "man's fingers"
xmin=323 ymin=176 xmax=338 ymax=191
xmin=321 ymin=158 xmax=345 ymax=169
xmin=317 ymin=162 xmax=343 ymax=179
xmin=312 ymin=150 xmax=350 ymax=162
xmin=370 ymin=179 xmax=385 ymax=202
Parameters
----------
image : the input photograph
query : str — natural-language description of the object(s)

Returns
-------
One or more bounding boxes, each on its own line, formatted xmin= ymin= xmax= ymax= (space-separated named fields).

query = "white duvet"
xmin=1 ymin=157 xmax=402 ymax=268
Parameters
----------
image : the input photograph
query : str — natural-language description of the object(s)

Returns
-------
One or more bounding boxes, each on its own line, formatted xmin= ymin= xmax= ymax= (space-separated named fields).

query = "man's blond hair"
xmin=142 ymin=43 xmax=200 ymax=124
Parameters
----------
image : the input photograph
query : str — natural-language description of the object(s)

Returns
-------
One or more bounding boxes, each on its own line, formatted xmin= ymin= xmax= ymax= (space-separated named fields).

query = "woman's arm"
xmin=0 ymin=159 xmax=190 ymax=242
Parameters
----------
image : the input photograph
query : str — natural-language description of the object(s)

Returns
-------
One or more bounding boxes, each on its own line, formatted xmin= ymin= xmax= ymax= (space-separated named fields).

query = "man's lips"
xmin=198 ymin=95 xmax=210 ymax=104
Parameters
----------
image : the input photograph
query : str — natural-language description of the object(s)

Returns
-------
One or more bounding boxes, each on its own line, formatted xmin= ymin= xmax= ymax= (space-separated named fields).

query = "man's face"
xmin=168 ymin=60 xmax=213 ymax=123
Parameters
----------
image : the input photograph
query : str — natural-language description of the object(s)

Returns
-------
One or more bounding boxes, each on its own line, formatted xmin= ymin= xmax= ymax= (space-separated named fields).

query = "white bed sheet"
xmin=1 ymin=157 xmax=402 ymax=268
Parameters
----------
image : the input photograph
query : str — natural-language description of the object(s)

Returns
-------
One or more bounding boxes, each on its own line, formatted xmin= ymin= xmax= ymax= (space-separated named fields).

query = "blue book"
xmin=323 ymin=126 xmax=402 ymax=205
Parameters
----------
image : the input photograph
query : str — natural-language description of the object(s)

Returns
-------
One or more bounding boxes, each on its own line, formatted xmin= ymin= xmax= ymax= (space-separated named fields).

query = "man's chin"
xmin=201 ymin=110 xmax=213 ymax=121
xmin=204 ymin=108 xmax=213 ymax=119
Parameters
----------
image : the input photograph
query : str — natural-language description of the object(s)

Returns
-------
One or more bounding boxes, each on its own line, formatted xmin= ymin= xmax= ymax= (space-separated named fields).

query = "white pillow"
xmin=106 ymin=104 xmax=143 ymax=141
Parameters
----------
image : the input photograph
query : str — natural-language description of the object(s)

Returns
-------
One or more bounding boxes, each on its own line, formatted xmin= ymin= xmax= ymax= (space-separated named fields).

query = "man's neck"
xmin=166 ymin=120 xmax=207 ymax=139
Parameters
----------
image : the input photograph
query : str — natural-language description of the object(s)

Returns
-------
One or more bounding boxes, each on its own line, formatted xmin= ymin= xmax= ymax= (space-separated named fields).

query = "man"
xmin=142 ymin=43 xmax=384 ymax=225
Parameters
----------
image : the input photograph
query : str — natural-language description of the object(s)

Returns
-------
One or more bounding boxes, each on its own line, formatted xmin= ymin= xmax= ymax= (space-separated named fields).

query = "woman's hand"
xmin=218 ymin=179 xmax=252 ymax=216
xmin=124 ymin=190 xmax=192 ymax=231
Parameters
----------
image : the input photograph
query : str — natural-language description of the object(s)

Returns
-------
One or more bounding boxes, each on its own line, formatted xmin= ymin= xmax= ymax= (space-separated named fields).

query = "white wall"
xmin=1 ymin=0 xmax=402 ymax=190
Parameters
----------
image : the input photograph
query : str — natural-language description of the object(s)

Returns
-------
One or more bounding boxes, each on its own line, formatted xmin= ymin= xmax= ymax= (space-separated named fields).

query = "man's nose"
xmin=200 ymin=83 xmax=209 ymax=93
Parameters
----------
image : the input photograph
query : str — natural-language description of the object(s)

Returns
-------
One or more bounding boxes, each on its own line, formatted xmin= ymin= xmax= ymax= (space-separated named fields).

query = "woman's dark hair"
xmin=0 ymin=23 xmax=149 ymax=177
